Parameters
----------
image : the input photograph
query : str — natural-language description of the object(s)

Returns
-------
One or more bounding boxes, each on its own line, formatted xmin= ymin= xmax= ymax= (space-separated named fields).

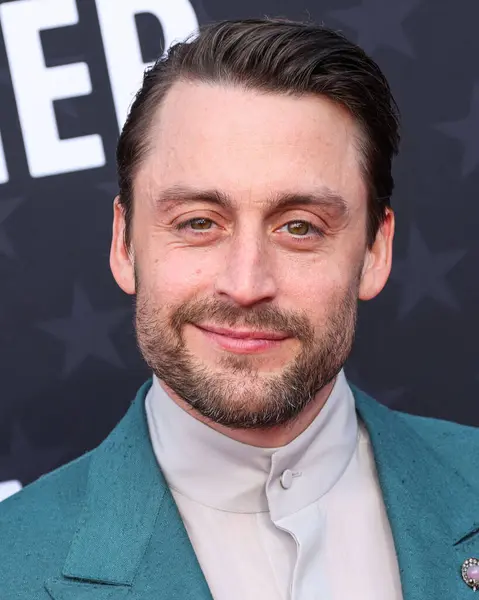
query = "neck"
xmin=159 ymin=378 xmax=336 ymax=448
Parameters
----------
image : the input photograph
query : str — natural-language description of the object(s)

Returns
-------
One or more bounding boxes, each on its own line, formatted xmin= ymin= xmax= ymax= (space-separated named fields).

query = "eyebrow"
xmin=154 ymin=185 xmax=350 ymax=219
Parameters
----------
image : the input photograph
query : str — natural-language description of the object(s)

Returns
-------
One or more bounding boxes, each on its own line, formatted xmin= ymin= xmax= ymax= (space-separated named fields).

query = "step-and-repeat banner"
xmin=0 ymin=0 xmax=478 ymax=501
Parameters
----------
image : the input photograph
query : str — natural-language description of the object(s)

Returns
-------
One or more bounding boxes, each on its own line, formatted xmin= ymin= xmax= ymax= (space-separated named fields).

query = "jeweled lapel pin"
xmin=462 ymin=558 xmax=479 ymax=590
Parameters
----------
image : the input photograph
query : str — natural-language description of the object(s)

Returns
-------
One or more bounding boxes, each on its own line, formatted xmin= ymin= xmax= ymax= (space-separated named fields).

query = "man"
xmin=1 ymin=17 xmax=478 ymax=600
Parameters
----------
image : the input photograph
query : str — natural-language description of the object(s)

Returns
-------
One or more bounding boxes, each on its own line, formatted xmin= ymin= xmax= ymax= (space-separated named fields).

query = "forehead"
xmin=136 ymin=80 xmax=367 ymax=210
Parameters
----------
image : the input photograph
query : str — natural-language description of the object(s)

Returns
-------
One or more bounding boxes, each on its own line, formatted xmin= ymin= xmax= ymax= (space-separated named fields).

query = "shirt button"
xmin=280 ymin=469 xmax=293 ymax=489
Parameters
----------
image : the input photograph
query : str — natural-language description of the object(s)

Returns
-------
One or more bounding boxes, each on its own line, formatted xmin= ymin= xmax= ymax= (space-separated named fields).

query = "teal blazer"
xmin=1 ymin=380 xmax=479 ymax=599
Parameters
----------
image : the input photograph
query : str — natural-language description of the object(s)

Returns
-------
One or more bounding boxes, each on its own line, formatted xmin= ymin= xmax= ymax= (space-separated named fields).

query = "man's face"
xmin=111 ymin=81 xmax=393 ymax=429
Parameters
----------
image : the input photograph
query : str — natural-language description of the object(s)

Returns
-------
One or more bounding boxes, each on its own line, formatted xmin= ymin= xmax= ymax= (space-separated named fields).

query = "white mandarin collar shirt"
xmin=146 ymin=370 xmax=404 ymax=600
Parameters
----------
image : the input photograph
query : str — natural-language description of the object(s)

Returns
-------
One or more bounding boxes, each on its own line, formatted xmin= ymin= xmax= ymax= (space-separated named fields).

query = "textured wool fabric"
xmin=0 ymin=380 xmax=478 ymax=599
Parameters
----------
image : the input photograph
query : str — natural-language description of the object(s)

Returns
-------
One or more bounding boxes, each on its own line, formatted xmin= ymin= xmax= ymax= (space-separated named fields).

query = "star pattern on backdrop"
xmin=436 ymin=83 xmax=479 ymax=177
xmin=37 ymin=283 xmax=130 ymax=376
xmin=0 ymin=197 xmax=24 ymax=258
xmin=329 ymin=0 xmax=421 ymax=57
xmin=1 ymin=0 xmax=479 ymax=491
xmin=0 ymin=421 xmax=65 ymax=485
xmin=391 ymin=225 xmax=466 ymax=318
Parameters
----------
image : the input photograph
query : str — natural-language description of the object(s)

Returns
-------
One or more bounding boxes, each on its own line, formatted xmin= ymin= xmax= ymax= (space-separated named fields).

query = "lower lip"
xmin=196 ymin=327 xmax=288 ymax=354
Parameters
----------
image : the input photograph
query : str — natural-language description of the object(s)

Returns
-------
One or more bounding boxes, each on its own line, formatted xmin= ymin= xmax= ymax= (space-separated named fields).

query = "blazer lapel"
xmin=44 ymin=378 xmax=479 ymax=599
xmin=45 ymin=380 xmax=213 ymax=600
xmin=354 ymin=387 xmax=479 ymax=599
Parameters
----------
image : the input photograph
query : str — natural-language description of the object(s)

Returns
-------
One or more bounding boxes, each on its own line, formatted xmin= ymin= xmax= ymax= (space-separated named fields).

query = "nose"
xmin=214 ymin=232 xmax=277 ymax=307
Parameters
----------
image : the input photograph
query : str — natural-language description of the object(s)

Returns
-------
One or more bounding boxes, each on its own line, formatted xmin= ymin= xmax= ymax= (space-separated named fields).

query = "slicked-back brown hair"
xmin=116 ymin=18 xmax=400 ymax=247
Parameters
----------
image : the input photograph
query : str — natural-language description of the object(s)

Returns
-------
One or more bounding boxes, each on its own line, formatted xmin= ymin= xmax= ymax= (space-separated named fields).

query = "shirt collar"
xmin=146 ymin=369 xmax=358 ymax=519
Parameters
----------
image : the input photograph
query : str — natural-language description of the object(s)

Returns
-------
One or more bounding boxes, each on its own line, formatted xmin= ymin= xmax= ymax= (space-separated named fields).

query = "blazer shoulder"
xmin=0 ymin=448 xmax=91 ymax=521
xmin=0 ymin=451 xmax=92 ymax=596
xmin=354 ymin=384 xmax=479 ymax=468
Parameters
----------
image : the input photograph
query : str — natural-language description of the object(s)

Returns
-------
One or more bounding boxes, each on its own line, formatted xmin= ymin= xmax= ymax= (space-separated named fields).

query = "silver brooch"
xmin=462 ymin=558 xmax=479 ymax=591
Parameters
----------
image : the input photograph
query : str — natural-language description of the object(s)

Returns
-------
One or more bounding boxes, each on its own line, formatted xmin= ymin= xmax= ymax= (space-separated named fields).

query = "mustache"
xmin=170 ymin=299 xmax=314 ymax=342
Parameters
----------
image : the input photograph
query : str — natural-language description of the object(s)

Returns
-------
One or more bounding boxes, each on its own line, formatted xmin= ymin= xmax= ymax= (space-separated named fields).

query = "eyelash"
xmin=174 ymin=218 xmax=324 ymax=241
xmin=175 ymin=218 xmax=213 ymax=232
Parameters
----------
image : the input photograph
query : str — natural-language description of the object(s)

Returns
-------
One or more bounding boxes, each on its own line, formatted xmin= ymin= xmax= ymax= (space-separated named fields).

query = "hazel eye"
xmin=286 ymin=221 xmax=312 ymax=236
xmin=189 ymin=218 xmax=213 ymax=230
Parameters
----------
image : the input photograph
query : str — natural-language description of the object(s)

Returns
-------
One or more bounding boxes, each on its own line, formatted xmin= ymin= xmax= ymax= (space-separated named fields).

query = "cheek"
xmin=142 ymin=248 xmax=217 ymax=301
xmin=276 ymin=256 xmax=358 ymax=319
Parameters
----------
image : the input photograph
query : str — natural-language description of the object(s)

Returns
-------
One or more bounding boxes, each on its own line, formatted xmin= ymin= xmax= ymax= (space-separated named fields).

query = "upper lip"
xmin=196 ymin=324 xmax=289 ymax=340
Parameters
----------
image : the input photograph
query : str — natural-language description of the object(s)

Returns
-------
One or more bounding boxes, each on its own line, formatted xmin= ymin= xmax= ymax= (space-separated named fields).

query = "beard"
xmin=135 ymin=276 xmax=359 ymax=430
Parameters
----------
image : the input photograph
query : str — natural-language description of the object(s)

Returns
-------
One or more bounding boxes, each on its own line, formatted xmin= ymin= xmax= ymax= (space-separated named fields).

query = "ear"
xmin=110 ymin=197 xmax=136 ymax=295
xmin=359 ymin=209 xmax=395 ymax=301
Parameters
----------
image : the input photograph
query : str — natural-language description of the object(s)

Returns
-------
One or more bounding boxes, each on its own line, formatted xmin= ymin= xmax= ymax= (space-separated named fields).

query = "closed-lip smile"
xmin=196 ymin=324 xmax=289 ymax=340
xmin=193 ymin=324 xmax=290 ymax=354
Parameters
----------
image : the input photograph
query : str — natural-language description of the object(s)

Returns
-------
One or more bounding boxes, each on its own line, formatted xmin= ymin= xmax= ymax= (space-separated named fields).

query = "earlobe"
xmin=358 ymin=209 xmax=395 ymax=301
xmin=109 ymin=197 xmax=136 ymax=295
